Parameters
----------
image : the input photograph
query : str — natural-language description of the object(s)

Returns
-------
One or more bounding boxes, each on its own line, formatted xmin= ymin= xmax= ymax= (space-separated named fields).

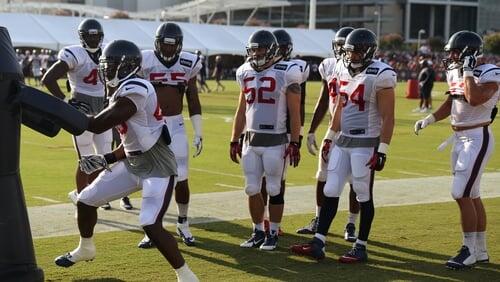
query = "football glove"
xmin=285 ymin=142 xmax=301 ymax=167
xmin=306 ymin=133 xmax=318 ymax=155
xmin=321 ymin=139 xmax=332 ymax=163
xmin=79 ymin=155 xmax=110 ymax=175
xmin=414 ymin=114 xmax=436 ymax=135
xmin=462 ymin=54 xmax=477 ymax=74
xmin=366 ymin=152 xmax=386 ymax=171
xmin=192 ymin=135 xmax=203 ymax=158
xmin=229 ymin=141 xmax=242 ymax=164
xmin=68 ymin=98 xmax=91 ymax=114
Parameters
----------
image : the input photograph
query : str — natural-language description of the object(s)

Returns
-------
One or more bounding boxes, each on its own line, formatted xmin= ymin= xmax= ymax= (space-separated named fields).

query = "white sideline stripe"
xmin=215 ymin=183 xmax=241 ymax=189
xmin=32 ymin=196 xmax=61 ymax=203
xmin=391 ymin=156 xmax=449 ymax=165
xmin=395 ymin=170 xmax=429 ymax=177
xmin=191 ymin=167 xmax=244 ymax=178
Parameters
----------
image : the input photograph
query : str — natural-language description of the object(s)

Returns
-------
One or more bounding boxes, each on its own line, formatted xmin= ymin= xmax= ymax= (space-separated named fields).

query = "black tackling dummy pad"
xmin=19 ymin=85 xmax=89 ymax=136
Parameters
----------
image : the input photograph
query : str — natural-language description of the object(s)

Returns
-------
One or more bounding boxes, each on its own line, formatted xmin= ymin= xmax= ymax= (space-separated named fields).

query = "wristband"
xmin=324 ymin=129 xmax=337 ymax=140
xmin=424 ymin=114 xmax=436 ymax=124
xmin=190 ymin=114 xmax=202 ymax=137
xmin=378 ymin=142 xmax=389 ymax=154
xmin=463 ymin=70 xmax=474 ymax=78
xmin=104 ymin=153 xmax=117 ymax=164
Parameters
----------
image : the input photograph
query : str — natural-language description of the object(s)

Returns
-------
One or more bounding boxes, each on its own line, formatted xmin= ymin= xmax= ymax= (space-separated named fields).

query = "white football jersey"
xmin=447 ymin=64 xmax=500 ymax=127
xmin=236 ymin=61 xmax=302 ymax=134
xmin=140 ymin=50 xmax=202 ymax=86
xmin=319 ymin=57 xmax=338 ymax=115
xmin=332 ymin=60 xmax=397 ymax=138
xmin=58 ymin=45 xmax=104 ymax=97
xmin=289 ymin=58 xmax=310 ymax=84
xmin=111 ymin=78 xmax=164 ymax=153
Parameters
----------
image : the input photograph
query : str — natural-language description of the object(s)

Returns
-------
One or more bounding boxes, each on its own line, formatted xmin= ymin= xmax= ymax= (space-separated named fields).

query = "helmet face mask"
xmin=78 ymin=19 xmax=104 ymax=53
xmin=155 ymin=23 xmax=183 ymax=63
xmin=272 ymin=29 xmax=293 ymax=61
xmin=246 ymin=30 xmax=277 ymax=71
xmin=332 ymin=27 xmax=354 ymax=60
xmin=99 ymin=40 xmax=141 ymax=88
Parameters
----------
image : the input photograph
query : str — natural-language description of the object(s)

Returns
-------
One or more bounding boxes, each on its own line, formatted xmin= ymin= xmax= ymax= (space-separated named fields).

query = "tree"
xmin=427 ymin=36 xmax=444 ymax=52
xmin=379 ymin=33 xmax=404 ymax=50
xmin=484 ymin=32 xmax=500 ymax=55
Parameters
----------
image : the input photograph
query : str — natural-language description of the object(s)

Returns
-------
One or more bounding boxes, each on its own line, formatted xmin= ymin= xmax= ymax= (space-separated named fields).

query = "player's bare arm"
xmin=433 ymin=95 xmax=453 ymax=121
xmin=463 ymin=79 xmax=498 ymax=106
xmin=41 ymin=60 xmax=69 ymax=100
xmin=231 ymin=91 xmax=247 ymax=142
xmin=87 ymin=96 xmax=136 ymax=134
xmin=329 ymin=93 xmax=342 ymax=133
xmin=286 ymin=82 xmax=301 ymax=143
xmin=185 ymin=76 xmax=202 ymax=115
xmin=309 ymin=80 xmax=330 ymax=134
xmin=376 ymin=87 xmax=395 ymax=145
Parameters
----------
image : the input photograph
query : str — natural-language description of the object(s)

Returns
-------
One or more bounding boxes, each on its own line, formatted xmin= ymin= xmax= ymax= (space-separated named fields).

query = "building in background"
xmin=1 ymin=0 xmax=499 ymax=42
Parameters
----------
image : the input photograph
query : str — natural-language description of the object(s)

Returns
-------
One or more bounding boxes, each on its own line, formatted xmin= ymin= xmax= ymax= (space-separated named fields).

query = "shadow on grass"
xmin=182 ymin=220 xmax=500 ymax=281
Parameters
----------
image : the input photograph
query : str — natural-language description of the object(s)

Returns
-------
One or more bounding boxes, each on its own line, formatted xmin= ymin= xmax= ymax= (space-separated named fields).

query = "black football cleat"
xmin=344 ymin=223 xmax=357 ymax=242
xmin=296 ymin=217 xmax=318 ymax=234
xmin=446 ymin=246 xmax=476 ymax=270
xmin=339 ymin=243 xmax=368 ymax=263
xmin=240 ymin=229 xmax=266 ymax=248
xmin=260 ymin=232 xmax=279 ymax=251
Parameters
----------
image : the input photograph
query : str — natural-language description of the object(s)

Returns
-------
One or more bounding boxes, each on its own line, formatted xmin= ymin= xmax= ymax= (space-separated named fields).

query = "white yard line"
xmin=32 ymin=196 xmax=61 ymax=203
xmin=395 ymin=170 xmax=429 ymax=177
xmin=215 ymin=183 xmax=241 ymax=189
xmin=191 ymin=167 xmax=244 ymax=178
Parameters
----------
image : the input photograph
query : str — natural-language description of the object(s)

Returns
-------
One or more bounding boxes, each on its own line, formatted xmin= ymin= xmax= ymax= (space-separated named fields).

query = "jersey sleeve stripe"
xmin=479 ymin=67 xmax=500 ymax=77
xmin=64 ymin=49 xmax=78 ymax=64
xmin=124 ymin=80 xmax=149 ymax=91
xmin=378 ymin=67 xmax=396 ymax=76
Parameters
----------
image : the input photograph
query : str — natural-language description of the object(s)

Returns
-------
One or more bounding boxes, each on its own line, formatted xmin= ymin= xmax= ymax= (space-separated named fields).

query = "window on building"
xmin=450 ymin=6 xmax=477 ymax=34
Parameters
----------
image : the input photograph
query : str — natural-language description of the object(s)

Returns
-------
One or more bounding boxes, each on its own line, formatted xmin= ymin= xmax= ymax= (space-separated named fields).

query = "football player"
xmin=296 ymin=27 xmax=360 ymax=243
xmin=258 ymin=29 xmax=309 ymax=236
xmin=54 ymin=40 xmax=198 ymax=282
xmin=230 ymin=30 xmax=302 ymax=251
xmin=137 ymin=22 xmax=202 ymax=248
xmin=41 ymin=19 xmax=132 ymax=210
xmin=415 ymin=31 xmax=498 ymax=269
xmin=291 ymin=28 xmax=396 ymax=263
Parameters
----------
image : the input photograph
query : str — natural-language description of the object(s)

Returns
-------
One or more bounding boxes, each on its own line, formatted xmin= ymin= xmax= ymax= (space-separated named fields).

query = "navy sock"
xmin=316 ymin=196 xmax=339 ymax=236
xmin=358 ymin=200 xmax=375 ymax=242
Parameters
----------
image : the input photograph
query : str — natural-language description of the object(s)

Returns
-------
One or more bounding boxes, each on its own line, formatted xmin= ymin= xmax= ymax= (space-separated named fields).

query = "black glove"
xmin=68 ymin=98 xmax=91 ymax=114
xmin=366 ymin=152 xmax=386 ymax=171
xmin=298 ymin=135 xmax=303 ymax=149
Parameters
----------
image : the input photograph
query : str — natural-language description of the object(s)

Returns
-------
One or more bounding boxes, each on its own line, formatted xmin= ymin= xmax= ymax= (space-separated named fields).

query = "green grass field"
xmin=21 ymin=80 xmax=500 ymax=281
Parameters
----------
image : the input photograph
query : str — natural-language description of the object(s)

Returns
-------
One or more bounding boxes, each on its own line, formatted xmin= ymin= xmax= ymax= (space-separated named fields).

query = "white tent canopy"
xmin=1 ymin=13 xmax=335 ymax=58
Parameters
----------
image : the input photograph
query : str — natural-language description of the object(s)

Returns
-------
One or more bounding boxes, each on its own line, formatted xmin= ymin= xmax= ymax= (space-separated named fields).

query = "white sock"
xmin=263 ymin=205 xmax=269 ymax=219
xmin=476 ymin=231 xmax=487 ymax=253
xmin=177 ymin=203 xmax=189 ymax=218
xmin=314 ymin=233 xmax=326 ymax=244
xmin=270 ymin=222 xmax=280 ymax=234
xmin=463 ymin=232 xmax=476 ymax=254
xmin=315 ymin=206 xmax=321 ymax=218
xmin=347 ymin=212 xmax=358 ymax=225
xmin=70 ymin=237 xmax=95 ymax=260
xmin=253 ymin=222 xmax=264 ymax=231
xmin=355 ymin=239 xmax=367 ymax=247
xmin=175 ymin=263 xmax=198 ymax=282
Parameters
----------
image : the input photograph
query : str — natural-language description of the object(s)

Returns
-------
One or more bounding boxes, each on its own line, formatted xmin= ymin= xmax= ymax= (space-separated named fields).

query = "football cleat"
xmin=264 ymin=219 xmax=284 ymax=236
xmin=296 ymin=217 xmax=318 ymax=234
xmin=100 ymin=202 xmax=111 ymax=210
xmin=177 ymin=221 xmax=196 ymax=246
xmin=137 ymin=235 xmax=155 ymax=249
xmin=54 ymin=247 xmax=95 ymax=268
xmin=476 ymin=250 xmax=489 ymax=263
xmin=339 ymin=243 xmax=368 ymax=263
xmin=289 ymin=237 xmax=325 ymax=260
xmin=240 ymin=229 xmax=266 ymax=248
xmin=120 ymin=197 xmax=133 ymax=210
xmin=344 ymin=223 xmax=357 ymax=242
xmin=260 ymin=232 xmax=279 ymax=251
xmin=446 ymin=246 xmax=476 ymax=269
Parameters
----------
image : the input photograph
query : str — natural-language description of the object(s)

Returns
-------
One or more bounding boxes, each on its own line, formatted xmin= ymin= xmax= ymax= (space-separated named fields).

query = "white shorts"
xmin=451 ymin=126 xmax=494 ymax=199
xmin=324 ymin=146 xmax=374 ymax=203
xmin=78 ymin=161 xmax=177 ymax=226
xmin=73 ymin=129 xmax=112 ymax=157
xmin=164 ymin=114 xmax=189 ymax=182
xmin=241 ymin=143 xmax=287 ymax=197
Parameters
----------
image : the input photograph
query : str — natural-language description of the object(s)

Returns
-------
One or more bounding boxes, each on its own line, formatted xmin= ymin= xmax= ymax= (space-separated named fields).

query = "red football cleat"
xmin=289 ymin=238 xmax=325 ymax=260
